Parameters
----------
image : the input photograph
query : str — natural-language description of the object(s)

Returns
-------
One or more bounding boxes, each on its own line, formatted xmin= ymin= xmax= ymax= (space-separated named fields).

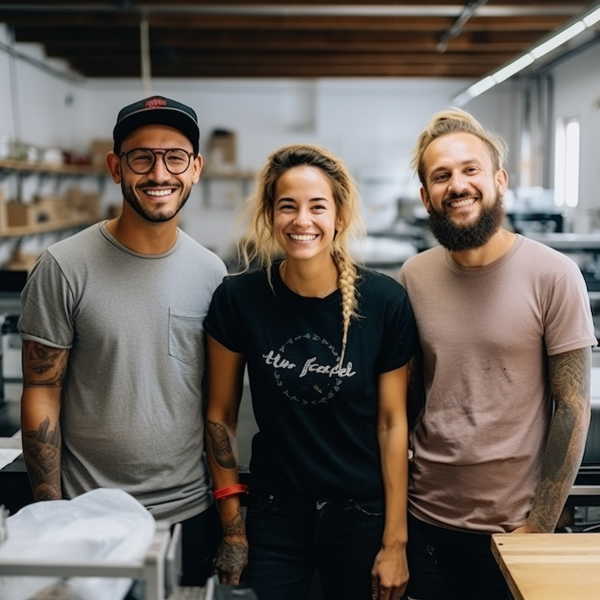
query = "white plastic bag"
xmin=0 ymin=487 xmax=156 ymax=600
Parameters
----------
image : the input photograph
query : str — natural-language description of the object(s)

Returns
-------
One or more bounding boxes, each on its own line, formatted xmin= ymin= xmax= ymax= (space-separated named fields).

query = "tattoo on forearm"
xmin=222 ymin=506 xmax=246 ymax=538
xmin=529 ymin=347 xmax=591 ymax=532
xmin=23 ymin=341 xmax=68 ymax=387
xmin=206 ymin=420 xmax=238 ymax=469
xmin=22 ymin=416 xmax=62 ymax=500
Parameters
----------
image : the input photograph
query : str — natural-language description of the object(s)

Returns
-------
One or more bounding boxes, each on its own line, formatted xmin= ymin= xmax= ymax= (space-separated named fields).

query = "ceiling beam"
xmin=0 ymin=3 xmax=587 ymax=18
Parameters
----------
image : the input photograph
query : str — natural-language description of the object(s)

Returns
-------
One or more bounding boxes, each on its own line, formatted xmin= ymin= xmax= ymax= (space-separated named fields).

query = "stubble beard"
xmin=427 ymin=191 xmax=505 ymax=252
xmin=121 ymin=181 xmax=191 ymax=223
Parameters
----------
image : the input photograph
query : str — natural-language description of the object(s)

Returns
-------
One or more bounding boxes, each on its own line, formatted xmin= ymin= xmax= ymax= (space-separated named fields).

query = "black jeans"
xmin=405 ymin=513 xmax=511 ymax=600
xmin=242 ymin=488 xmax=385 ymax=600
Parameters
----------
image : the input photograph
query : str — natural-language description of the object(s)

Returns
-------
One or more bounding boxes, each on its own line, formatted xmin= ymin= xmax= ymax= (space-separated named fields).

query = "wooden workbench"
xmin=491 ymin=533 xmax=600 ymax=600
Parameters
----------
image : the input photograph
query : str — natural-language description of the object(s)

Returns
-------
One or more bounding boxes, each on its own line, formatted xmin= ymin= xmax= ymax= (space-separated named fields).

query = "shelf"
xmin=0 ymin=158 xmax=105 ymax=241
xmin=0 ymin=158 xmax=106 ymax=177
xmin=0 ymin=216 xmax=97 ymax=239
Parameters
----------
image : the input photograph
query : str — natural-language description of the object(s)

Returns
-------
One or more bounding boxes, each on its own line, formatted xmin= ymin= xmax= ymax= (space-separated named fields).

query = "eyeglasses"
xmin=119 ymin=148 xmax=194 ymax=175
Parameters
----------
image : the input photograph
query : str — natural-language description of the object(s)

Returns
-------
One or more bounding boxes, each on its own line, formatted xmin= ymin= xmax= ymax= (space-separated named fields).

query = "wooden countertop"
xmin=491 ymin=533 xmax=600 ymax=600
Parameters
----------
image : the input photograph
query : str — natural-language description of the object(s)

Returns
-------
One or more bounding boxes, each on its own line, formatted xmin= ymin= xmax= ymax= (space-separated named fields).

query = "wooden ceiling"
xmin=0 ymin=1 xmax=595 ymax=79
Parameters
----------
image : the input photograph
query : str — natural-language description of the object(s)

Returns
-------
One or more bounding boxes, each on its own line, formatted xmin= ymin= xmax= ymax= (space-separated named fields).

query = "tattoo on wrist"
xmin=222 ymin=507 xmax=246 ymax=537
xmin=215 ymin=539 xmax=248 ymax=583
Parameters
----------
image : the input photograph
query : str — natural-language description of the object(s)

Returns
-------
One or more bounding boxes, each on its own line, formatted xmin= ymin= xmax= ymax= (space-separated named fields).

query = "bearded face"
xmin=121 ymin=179 xmax=192 ymax=223
xmin=419 ymin=132 xmax=509 ymax=253
xmin=427 ymin=190 xmax=505 ymax=252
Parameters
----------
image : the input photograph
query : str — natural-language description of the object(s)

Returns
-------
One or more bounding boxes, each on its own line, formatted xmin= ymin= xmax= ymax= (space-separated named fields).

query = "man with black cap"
xmin=18 ymin=96 xmax=227 ymax=587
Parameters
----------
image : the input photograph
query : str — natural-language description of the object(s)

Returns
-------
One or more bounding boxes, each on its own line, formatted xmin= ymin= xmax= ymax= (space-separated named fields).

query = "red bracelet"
xmin=213 ymin=484 xmax=249 ymax=501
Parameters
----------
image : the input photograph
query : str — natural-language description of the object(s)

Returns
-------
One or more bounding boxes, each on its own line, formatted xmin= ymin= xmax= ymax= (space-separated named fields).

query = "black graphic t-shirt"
xmin=204 ymin=263 xmax=418 ymax=501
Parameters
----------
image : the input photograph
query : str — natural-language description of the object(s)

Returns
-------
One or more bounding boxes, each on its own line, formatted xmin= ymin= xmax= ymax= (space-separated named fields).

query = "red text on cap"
xmin=145 ymin=98 xmax=167 ymax=109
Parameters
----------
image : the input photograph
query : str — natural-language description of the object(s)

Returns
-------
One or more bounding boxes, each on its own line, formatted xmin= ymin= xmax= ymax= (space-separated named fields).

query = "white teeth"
xmin=146 ymin=189 xmax=173 ymax=197
xmin=290 ymin=234 xmax=317 ymax=241
xmin=449 ymin=198 xmax=475 ymax=208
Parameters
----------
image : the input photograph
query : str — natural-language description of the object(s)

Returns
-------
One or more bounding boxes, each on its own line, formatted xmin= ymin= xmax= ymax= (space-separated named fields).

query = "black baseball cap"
xmin=113 ymin=96 xmax=200 ymax=154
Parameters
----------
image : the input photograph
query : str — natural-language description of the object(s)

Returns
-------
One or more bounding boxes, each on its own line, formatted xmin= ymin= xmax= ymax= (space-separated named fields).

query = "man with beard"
xmin=399 ymin=108 xmax=596 ymax=600
xmin=18 ymin=96 xmax=227 ymax=587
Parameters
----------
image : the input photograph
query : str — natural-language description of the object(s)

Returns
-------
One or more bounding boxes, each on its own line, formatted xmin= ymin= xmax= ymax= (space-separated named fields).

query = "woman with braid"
xmin=204 ymin=144 xmax=418 ymax=600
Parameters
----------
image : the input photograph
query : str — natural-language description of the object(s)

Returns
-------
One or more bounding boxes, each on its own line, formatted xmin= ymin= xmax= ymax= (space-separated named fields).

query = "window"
xmin=554 ymin=116 xmax=580 ymax=208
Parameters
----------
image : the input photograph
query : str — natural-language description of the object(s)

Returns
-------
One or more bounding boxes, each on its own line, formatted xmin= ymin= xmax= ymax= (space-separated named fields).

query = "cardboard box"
xmin=33 ymin=194 xmax=70 ymax=221
xmin=208 ymin=129 xmax=237 ymax=169
xmin=90 ymin=139 xmax=113 ymax=170
xmin=65 ymin=187 xmax=101 ymax=220
xmin=6 ymin=202 xmax=40 ymax=227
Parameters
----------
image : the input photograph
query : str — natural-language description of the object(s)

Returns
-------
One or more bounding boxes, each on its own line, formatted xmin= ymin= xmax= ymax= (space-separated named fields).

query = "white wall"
xmin=551 ymin=41 xmax=600 ymax=232
xmin=0 ymin=27 xmax=85 ymax=151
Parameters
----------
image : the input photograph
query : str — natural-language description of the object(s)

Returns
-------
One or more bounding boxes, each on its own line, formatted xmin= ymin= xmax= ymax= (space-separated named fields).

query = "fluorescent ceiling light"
xmin=493 ymin=55 xmax=535 ymax=83
xmin=530 ymin=22 xmax=586 ymax=59
xmin=467 ymin=76 xmax=496 ymax=98
xmin=451 ymin=1 xmax=600 ymax=107
xmin=583 ymin=7 xmax=600 ymax=27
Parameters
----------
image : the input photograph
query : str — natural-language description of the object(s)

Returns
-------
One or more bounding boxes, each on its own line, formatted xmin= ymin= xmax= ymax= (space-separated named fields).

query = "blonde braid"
xmin=334 ymin=253 xmax=359 ymax=366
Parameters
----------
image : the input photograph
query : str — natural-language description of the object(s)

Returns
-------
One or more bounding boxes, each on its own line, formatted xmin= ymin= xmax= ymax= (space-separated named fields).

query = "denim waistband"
xmin=248 ymin=484 xmax=384 ymax=513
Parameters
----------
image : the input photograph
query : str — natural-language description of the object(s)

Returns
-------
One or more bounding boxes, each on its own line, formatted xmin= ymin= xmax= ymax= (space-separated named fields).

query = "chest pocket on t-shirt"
xmin=168 ymin=308 xmax=204 ymax=364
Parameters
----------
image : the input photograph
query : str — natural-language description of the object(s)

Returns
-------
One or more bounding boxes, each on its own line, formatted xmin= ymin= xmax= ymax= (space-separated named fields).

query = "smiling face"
xmin=108 ymin=124 xmax=201 ymax=223
xmin=272 ymin=165 xmax=340 ymax=265
xmin=420 ymin=131 xmax=508 ymax=251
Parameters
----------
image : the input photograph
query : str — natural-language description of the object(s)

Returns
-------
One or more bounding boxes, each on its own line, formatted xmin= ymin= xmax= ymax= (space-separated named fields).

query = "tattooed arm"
xmin=513 ymin=346 xmax=591 ymax=533
xmin=205 ymin=333 xmax=248 ymax=585
xmin=371 ymin=365 xmax=410 ymax=600
xmin=20 ymin=340 xmax=69 ymax=501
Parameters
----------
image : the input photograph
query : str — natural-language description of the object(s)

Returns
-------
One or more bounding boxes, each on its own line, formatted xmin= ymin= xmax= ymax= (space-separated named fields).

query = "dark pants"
xmin=405 ymin=513 xmax=511 ymax=600
xmin=242 ymin=488 xmax=385 ymax=600
xmin=178 ymin=502 xmax=222 ymax=587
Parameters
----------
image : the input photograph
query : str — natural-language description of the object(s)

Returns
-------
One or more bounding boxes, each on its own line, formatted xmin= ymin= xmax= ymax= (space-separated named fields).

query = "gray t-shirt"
xmin=400 ymin=234 xmax=596 ymax=533
xmin=19 ymin=222 xmax=227 ymax=522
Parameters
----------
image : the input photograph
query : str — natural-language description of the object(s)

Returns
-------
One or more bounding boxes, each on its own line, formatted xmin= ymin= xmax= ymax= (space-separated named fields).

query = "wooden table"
xmin=491 ymin=533 xmax=600 ymax=600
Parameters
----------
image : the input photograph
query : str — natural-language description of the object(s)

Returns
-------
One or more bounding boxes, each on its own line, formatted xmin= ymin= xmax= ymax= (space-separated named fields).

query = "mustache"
xmin=442 ymin=191 xmax=477 ymax=204
xmin=139 ymin=180 xmax=180 ymax=188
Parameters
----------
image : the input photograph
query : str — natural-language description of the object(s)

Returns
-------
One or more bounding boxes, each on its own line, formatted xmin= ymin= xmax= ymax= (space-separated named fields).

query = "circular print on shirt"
xmin=263 ymin=332 xmax=356 ymax=405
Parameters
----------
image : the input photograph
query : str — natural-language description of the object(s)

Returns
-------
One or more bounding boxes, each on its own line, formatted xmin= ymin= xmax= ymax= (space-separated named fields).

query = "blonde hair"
xmin=237 ymin=143 xmax=365 ymax=364
xmin=411 ymin=107 xmax=508 ymax=186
